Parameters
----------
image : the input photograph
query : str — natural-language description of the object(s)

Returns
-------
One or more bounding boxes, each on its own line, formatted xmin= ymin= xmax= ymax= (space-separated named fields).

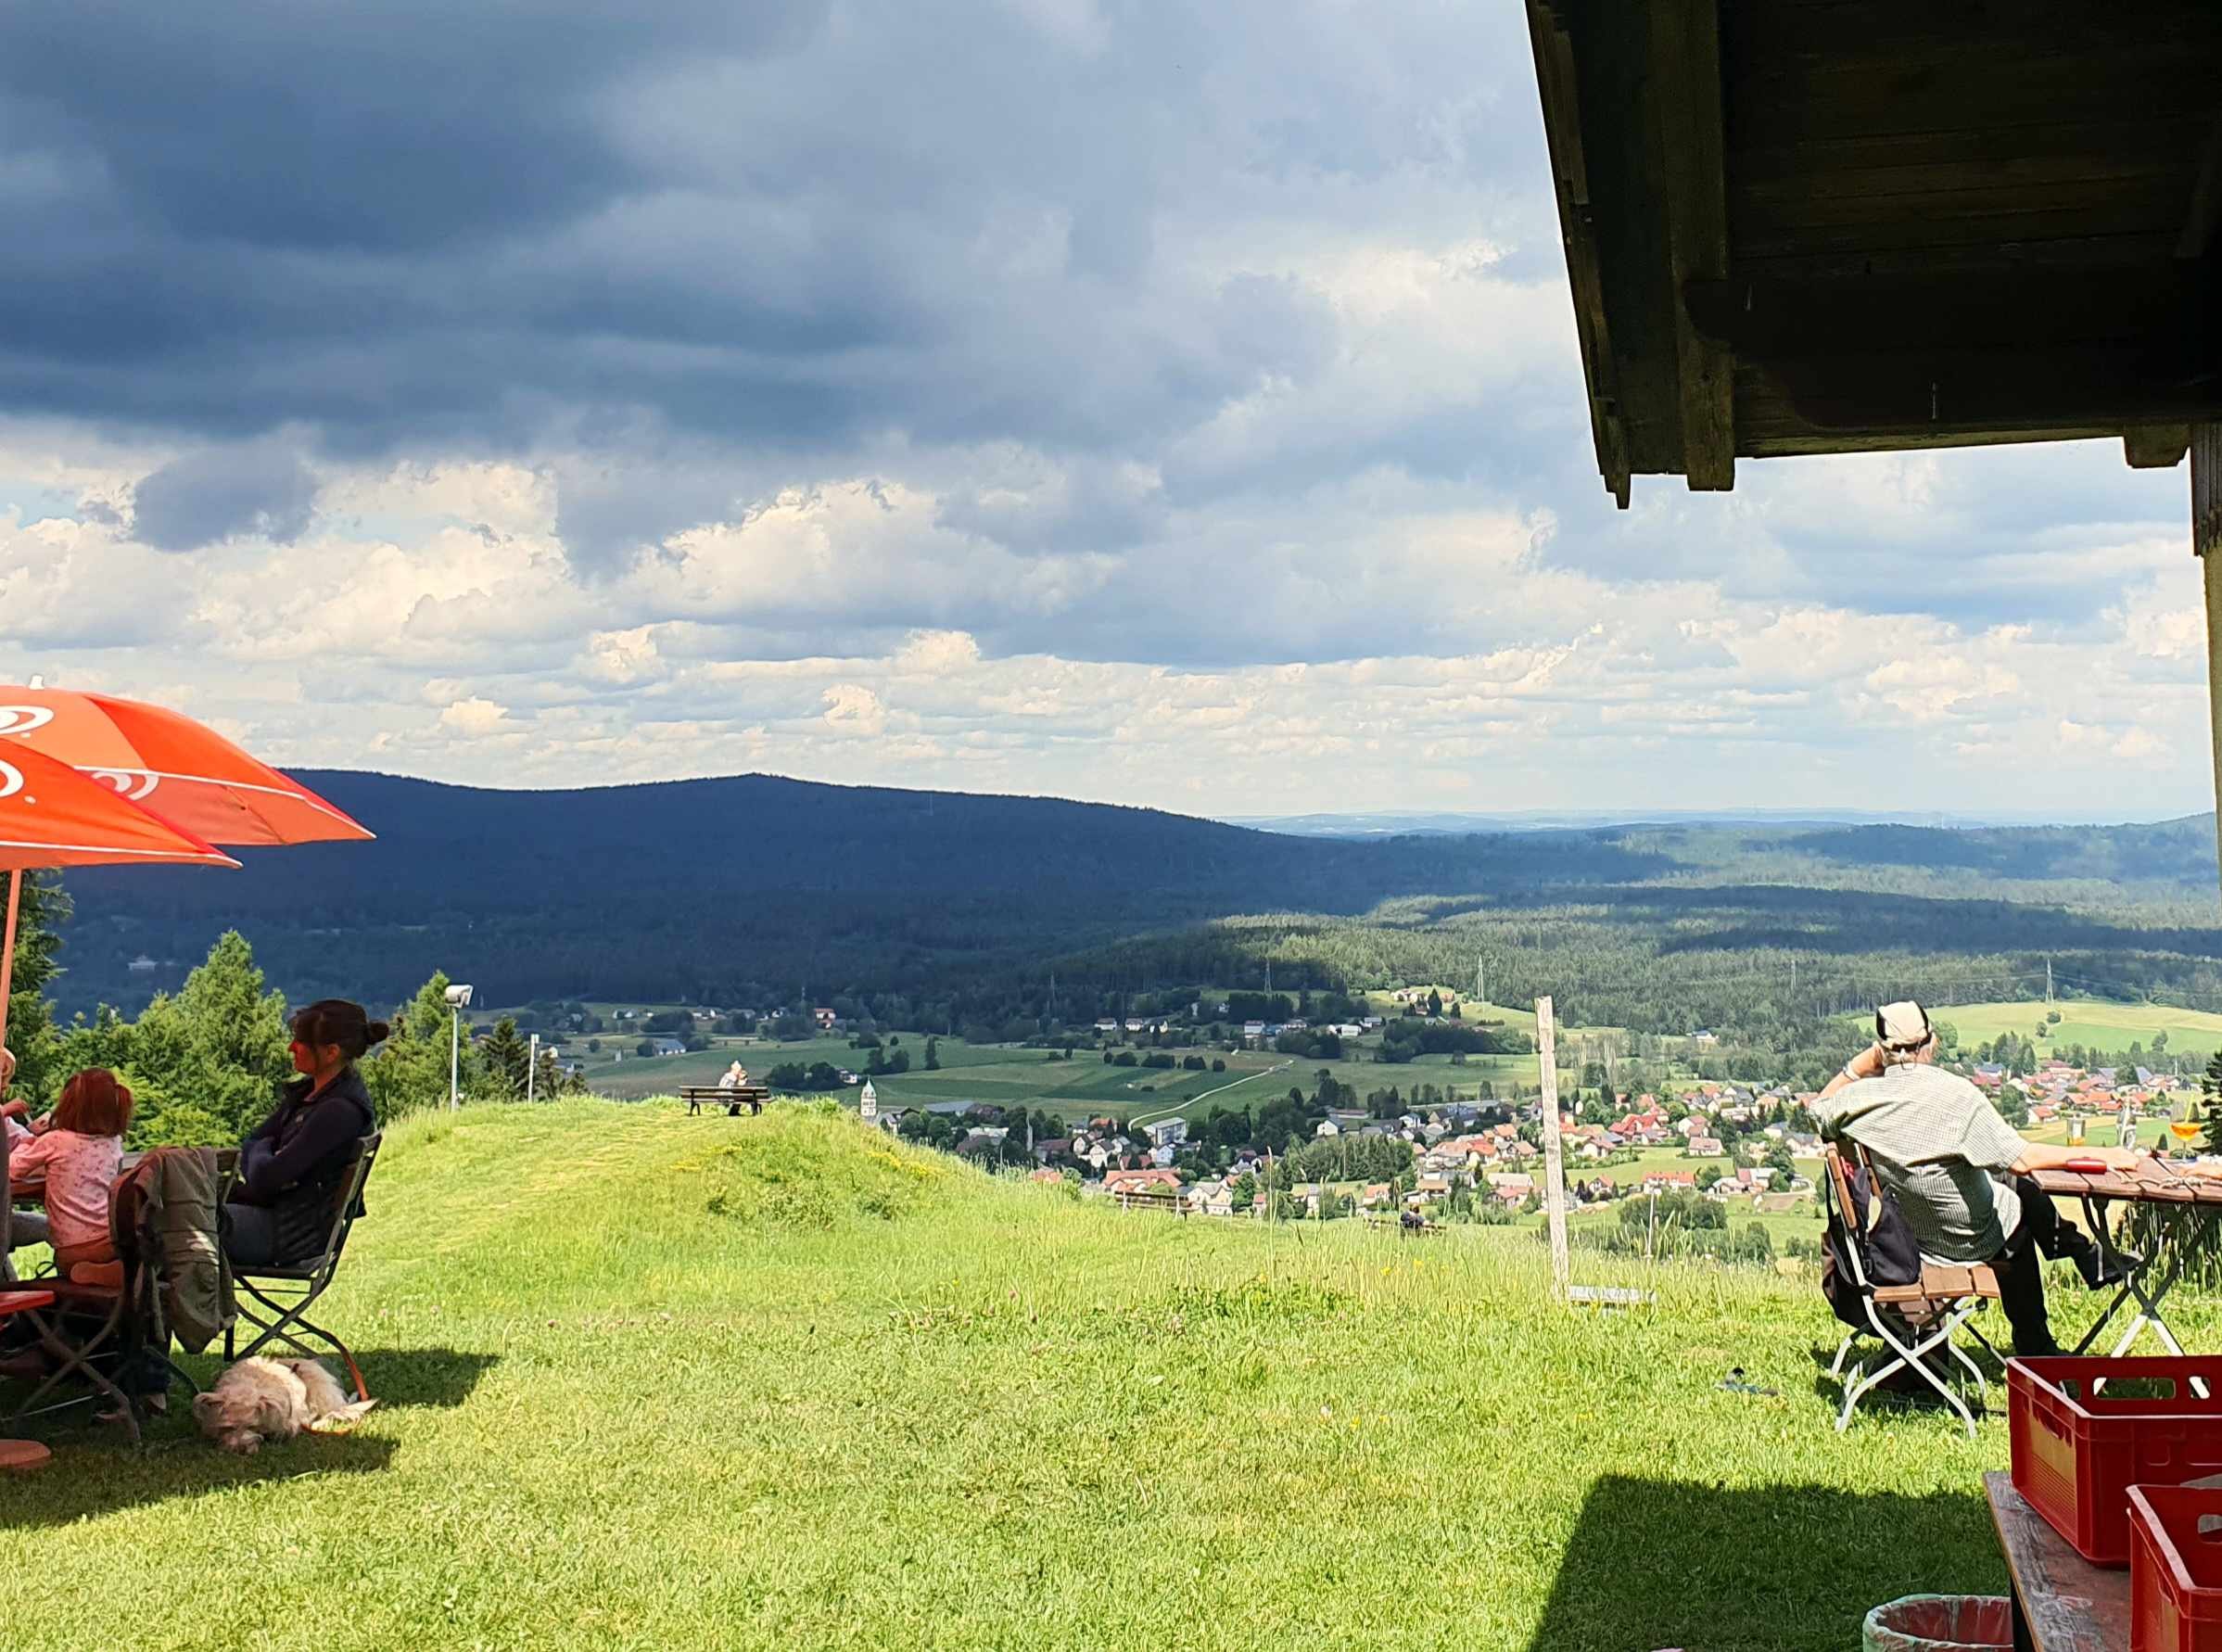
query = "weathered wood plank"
xmin=1526 ymin=0 xmax=1632 ymax=505
xmin=1733 ymin=234 xmax=2181 ymax=286
xmin=1733 ymin=120 xmax=2216 ymax=189
xmin=1733 ymin=194 xmax=2182 ymax=261
xmin=1986 ymin=1470 xmax=2128 ymax=1652
xmin=1649 ymin=0 xmax=1734 ymax=490
xmin=1733 ymin=173 xmax=2190 ymax=237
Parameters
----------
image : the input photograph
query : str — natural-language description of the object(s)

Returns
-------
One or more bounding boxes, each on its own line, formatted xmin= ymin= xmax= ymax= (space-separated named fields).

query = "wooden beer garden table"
xmin=2026 ymin=1157 xmax=2222 ymax=1359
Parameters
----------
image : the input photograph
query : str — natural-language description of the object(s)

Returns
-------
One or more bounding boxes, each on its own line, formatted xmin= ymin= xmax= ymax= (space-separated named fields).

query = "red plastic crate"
xmin=2009 ymin=1357 xmax=2222 ymax=1568
xmin=2131 ymin=1486 xmax=2222 ymax=1651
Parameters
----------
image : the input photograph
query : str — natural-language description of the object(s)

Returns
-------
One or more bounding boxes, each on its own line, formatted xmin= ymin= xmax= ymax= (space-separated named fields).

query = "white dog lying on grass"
xmin=193 ymin=1356 xmax=376 ymax=1455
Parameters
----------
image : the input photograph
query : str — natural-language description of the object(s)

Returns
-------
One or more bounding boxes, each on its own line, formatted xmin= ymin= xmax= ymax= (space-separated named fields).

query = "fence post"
xmin=1538 ymin=995 xmax=1569 ymax=1298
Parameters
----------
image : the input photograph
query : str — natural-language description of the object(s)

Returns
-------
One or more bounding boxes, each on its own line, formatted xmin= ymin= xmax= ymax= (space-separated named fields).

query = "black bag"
xmin=1821 ymin=1146 xmax=1924 ymax=1328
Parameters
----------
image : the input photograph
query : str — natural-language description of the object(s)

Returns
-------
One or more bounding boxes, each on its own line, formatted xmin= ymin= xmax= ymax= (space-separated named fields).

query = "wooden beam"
xmin=1649 ymin=0 xmax=1734 ymax=490
xmin=2197 ymin=425 xmax=2222 ymax=895
xmin=1527 ymin=0 xmax=1633 ymax=507
xmin=2127 ymin=425 xmax=2191 ymax=468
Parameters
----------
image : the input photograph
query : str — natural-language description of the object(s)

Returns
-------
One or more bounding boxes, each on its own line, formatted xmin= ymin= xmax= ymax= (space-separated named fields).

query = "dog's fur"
xmin=192 ymin=1356 xmax=375 ymax=1455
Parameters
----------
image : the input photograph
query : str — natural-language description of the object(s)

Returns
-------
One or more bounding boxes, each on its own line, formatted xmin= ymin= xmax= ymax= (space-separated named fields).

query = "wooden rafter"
xmin=1526 ymin=0 xmax=1632 ymax=507
xmin=1648 ymin=0 xmax=1734 ymax=490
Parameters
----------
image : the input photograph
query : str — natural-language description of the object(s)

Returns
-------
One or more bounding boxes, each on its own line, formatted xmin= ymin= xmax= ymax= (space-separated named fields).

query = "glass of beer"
xmin=2171 ymin=1099 xmax=2203 ymax=1158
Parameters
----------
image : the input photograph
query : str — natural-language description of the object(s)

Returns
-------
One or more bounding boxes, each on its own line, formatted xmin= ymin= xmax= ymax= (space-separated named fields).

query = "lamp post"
xmin=527 ymin=1033 xmax=540 ymax=1104
xmin=445 ymin=983 xmax=475 ymax=1110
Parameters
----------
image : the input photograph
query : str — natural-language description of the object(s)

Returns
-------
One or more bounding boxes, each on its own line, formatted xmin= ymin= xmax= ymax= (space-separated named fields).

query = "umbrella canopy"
xmin=0 ymin=685 xmax=371 ymax=847
xmin=0 ymin=743 xmax=239 ymax=1053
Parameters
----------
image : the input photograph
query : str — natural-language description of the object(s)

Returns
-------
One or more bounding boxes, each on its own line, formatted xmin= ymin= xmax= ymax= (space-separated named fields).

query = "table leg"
xmin=2011 ymin=1583 xmax=2035 ymax=1652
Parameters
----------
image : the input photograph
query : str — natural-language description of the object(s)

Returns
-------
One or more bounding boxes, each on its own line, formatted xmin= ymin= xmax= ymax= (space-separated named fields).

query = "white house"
xmin=1144 ymin=1116 xmax=1189 ymax=1149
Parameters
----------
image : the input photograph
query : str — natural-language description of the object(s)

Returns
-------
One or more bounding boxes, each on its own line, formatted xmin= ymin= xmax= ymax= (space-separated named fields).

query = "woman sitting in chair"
xmin=227 ymin=1000 xmax=386 ymax=1269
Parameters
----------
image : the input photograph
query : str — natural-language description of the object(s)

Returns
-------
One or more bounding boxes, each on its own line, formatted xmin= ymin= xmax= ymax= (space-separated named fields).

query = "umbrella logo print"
xmin=0 ymin=759 xmax=21 ymax=801
xmin=0 ymin=706 xmax=55 ymax=739
xmin=89 ymin=769 xmax=159 ymax=802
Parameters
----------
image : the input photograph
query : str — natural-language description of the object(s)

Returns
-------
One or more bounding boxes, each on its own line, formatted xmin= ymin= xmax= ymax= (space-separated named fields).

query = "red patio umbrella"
xmin=0 ymin=684 xmax=373 ymax=847
xmin=0 ymin=743 xmax=240 ymax=1053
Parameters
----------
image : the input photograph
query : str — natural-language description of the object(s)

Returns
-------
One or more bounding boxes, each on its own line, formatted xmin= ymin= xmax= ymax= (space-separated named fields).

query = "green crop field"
xmin=4 ymin=1096 xmax=2172 ymax=1650
xmin=585 ymin=1026 xmax=1546 ymax=1122
xmin=1933 ymin=998 xmax=2222 ymax=1061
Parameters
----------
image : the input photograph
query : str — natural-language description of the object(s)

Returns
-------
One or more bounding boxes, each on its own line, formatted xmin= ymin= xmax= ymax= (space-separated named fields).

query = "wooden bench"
xmin=680 ymin=1086 xmax=768 ymax=1117
xmin=1986 ymin=1468 xmax=2125 ymax=1650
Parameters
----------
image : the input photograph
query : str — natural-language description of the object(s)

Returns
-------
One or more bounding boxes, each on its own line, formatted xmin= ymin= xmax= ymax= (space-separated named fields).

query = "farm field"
xmin=1931 ymin=998 xmax=2222 ymax=1061
xmin=583 ymin=1026 xmax=1549 ymax=1121
xmin=3 ymin=1096 xmax=2167 ymax=1651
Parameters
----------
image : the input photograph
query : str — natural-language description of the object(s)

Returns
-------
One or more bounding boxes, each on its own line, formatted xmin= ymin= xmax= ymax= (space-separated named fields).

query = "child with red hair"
xmin=6 ymin=1069 xmax=132 ymax=1275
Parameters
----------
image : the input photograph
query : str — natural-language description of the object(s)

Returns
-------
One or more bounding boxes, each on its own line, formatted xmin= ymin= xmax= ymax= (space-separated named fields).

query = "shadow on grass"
xmin=0 ymin=1430 xmax=400 ymax=1531
xmin=352 ymin=1346 xmax=501 ymax=1408
xmin=1524 ymin=1475 xmax=2003 ymax=1652
xmin=0 ymin=1347 xmax=493 ymax=1529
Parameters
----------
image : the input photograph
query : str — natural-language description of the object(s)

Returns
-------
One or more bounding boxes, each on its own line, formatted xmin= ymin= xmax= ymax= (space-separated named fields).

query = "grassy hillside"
xmin=1938 ymin=998 xmax=2222 ymax=1061
xmin=8 ymin=1099 xmax=2188 ymax=1649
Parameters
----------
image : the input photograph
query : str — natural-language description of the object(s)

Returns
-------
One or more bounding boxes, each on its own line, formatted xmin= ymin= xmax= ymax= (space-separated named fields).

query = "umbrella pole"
xmin=0 ymin=870 xmax=18 ymax=1059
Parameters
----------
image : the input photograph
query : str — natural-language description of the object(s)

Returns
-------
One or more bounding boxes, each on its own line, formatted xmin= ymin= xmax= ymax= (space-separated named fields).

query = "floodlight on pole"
xmin=445 ymin=983 xmax=474 ymax=1110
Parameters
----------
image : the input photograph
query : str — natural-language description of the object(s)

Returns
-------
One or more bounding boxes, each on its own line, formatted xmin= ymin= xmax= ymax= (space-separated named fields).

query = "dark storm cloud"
xmin=0 ymin=1 xmax=1543 ymax=485
xmin=131 ymin=437 xmax=320 ymax=550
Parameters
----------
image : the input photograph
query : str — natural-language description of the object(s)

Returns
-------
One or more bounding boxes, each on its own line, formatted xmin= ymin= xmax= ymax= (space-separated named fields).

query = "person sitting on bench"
xmin=1812 ymin=1000 xmax=2139 ymax=1356
xmin=226 ymin=1000 xmax=386 ymax=1269
xmin=718 ymin=1061 xmax=749 ymax=1092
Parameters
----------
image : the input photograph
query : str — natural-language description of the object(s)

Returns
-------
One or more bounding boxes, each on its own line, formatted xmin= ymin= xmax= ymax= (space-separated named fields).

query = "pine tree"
xmin=481 ymin=1017 xmax=531 ymax=1099
xmin=1 ymin=870 xmax=70 ymax=1105
xmin=362 ymin=972 xmax=480 ymax=1121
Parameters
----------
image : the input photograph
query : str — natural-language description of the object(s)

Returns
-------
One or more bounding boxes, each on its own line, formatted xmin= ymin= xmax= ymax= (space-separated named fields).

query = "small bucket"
xmin=1861 ymin=1595 xmax=2014 ymax=1651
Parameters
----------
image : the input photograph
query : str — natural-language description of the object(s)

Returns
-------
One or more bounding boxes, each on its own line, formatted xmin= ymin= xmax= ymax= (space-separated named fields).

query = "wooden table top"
xmin=2029 ymin=1158 xmax=2222 ymax=1205
xmin=1985 ymin=1470 xmax=2127 ymax=1652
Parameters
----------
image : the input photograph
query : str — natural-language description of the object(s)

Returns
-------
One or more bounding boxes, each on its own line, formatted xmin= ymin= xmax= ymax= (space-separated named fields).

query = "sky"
xmin=0 ymin=0 xmax=2206 ymax=820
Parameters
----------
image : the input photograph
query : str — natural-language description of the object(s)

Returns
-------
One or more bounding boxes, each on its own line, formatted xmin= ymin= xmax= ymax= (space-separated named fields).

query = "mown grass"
xmin=5 ymin=1098 xmax=2195 ymax=1649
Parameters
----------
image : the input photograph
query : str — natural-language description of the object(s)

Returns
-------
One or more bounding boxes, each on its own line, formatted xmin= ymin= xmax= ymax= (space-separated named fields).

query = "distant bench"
xmin=681 ymin=1086 xmax=768 ymax=1117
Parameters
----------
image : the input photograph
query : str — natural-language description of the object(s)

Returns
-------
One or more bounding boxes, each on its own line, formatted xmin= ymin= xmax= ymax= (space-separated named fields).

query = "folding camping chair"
xmin=6 ymin=1158 xmax=198 ymax=1449
xmin=226 ymin=1132 xmax=381 ymax=1402
xmin=1822 ymin=1146 xmax=2004 ymax=1439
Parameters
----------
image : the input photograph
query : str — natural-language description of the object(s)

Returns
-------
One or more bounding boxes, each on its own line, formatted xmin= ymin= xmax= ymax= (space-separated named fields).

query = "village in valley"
xmin=782 ymin=989 xmax=2216 ymax=1258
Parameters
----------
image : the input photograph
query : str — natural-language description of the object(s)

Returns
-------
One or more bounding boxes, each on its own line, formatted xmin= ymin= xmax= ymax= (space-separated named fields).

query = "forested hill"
xmin=41 ymin=770 xmax=2222 ymax=1023
xmin=50 ymin=770 xmax=1662 ymax=1011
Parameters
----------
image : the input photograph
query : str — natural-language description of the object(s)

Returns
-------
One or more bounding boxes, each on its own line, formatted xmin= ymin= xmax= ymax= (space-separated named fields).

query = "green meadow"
xmin=1935 ymin=998 xmax=2222 ymax=1061
xmin=2 ymin=1098 xmax=2178 ymax=1650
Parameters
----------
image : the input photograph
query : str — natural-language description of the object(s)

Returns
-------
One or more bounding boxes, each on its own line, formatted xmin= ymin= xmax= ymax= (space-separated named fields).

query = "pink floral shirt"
xmin=9 ymin=1128 xmax=121 ymax=1253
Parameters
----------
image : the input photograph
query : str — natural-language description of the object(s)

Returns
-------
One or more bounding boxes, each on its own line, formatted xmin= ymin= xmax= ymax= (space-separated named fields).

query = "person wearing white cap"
xmin=1813 ymin=999 xmax=2139 ymax=1356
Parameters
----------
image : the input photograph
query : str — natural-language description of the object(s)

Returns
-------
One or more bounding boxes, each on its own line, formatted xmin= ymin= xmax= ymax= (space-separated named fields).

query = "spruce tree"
xmin=1 ymin=870 xmax=70 ymax=1104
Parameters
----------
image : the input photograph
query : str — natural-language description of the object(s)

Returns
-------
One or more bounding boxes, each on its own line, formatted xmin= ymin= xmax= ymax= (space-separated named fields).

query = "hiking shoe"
xmin=2080 ymin=1248 xmax=2143 ymax=1290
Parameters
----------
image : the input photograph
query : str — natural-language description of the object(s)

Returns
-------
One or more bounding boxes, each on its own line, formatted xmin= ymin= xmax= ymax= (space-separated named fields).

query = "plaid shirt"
xmin=1811 ymin=1062 xmax=2025 ymax=1264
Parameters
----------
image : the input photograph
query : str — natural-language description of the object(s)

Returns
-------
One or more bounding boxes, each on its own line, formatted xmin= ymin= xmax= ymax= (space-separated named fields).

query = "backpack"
xmin=1820 ymin=1144 xmax=1924 ymax=1329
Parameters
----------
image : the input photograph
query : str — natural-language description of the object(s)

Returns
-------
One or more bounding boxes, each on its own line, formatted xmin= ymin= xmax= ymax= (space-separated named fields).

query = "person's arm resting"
xmin=238 ymin=1105 xmax=361 ymax=1201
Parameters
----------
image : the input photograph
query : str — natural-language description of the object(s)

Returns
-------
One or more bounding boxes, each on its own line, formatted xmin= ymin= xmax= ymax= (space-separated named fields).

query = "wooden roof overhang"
xmin=1527 ymin=0 xmax=2222 ymax=506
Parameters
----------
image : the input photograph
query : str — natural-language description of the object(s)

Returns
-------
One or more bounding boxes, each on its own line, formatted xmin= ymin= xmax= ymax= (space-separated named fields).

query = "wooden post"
xmin=2199 ymin=425 xmax=2222 ymax=888
xmin=0 ymin=870 xmax=19 ymax=1061
xmin=1537 ymin=995 xmax=1569 ymax=1299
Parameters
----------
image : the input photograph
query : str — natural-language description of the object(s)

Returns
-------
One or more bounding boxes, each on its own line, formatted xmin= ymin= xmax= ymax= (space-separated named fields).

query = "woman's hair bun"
xmin=366 ymin=1020 xmax=392 ymax=1047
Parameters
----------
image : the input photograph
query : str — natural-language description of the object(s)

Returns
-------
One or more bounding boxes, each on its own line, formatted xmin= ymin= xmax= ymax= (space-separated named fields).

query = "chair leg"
xmin=1828 ymin=1331 xmax=1858 ymax=1379
xmin=231 ymin=1290 xmax=368 ymax=1402
xmin=9 ymin=1303 xmax=138 ymax=1444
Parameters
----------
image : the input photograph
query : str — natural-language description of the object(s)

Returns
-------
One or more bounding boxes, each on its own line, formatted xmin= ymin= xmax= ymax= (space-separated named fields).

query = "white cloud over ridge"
xmin=0 ymin=1 xmax=2203 ymax=818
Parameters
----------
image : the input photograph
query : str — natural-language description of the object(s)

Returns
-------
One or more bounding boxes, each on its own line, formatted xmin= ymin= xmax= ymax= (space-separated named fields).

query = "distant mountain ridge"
xmin=43 ymin=770 xmax=2222 ymax=1018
